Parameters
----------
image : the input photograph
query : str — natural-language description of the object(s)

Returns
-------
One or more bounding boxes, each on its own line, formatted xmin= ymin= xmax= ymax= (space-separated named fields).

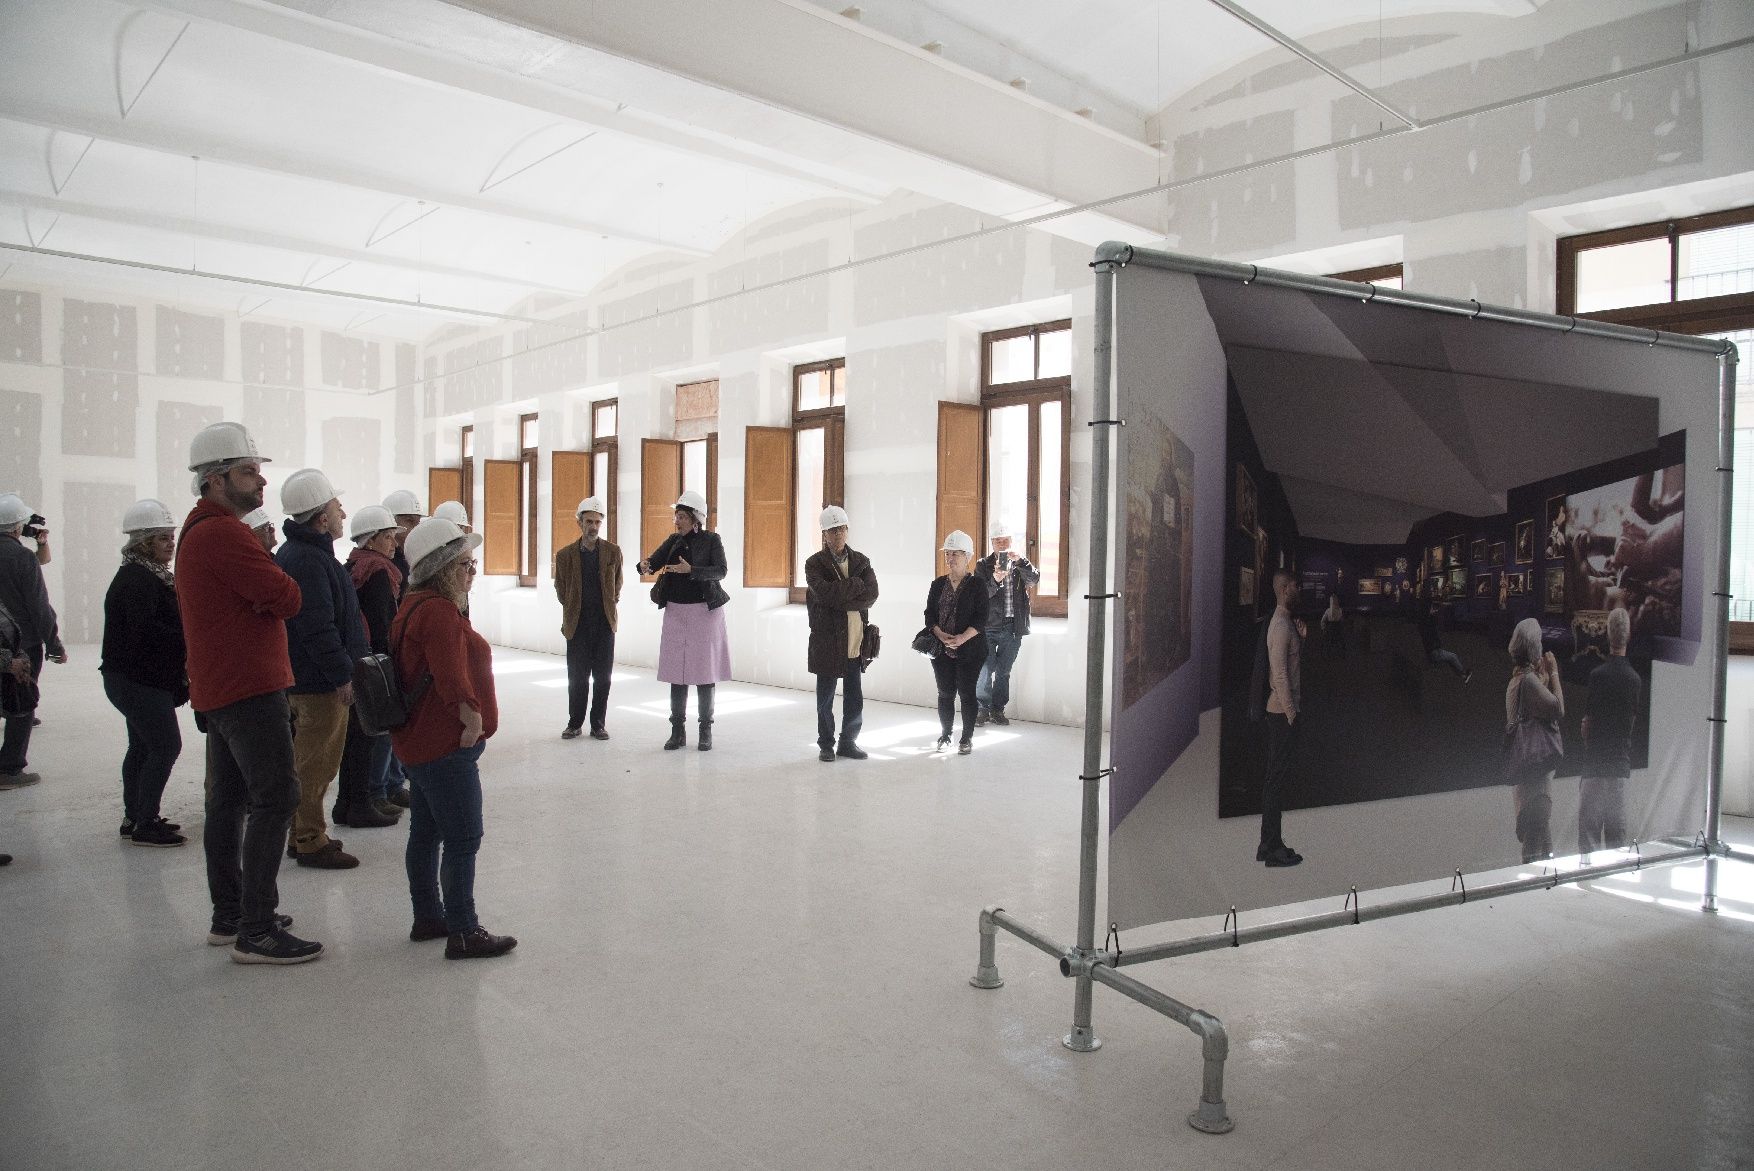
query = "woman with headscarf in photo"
xmin=391 ymin=517 xmax=515 ymax=960
xmin=99 ymin=499 xmax=189 ymax=847
xmin=1505 ymin=617 xmax=1563 ymax=863
xmin=925 ymin=529 xmax=988 ymax=755
xmin=638 ymin=490 xmax=730 ymax=752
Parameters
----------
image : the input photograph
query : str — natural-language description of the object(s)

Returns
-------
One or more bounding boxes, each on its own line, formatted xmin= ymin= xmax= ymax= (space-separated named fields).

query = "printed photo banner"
xmin=1106 ymin=266 xmax=1722 ymax=931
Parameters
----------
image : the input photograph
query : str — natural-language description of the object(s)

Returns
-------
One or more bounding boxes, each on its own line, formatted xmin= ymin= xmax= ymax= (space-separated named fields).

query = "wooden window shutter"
xmin=936 ymin=402 xmax=983 ymax=574
xmin=706 ymin=432 xmax=719 ymax=522
xmin=743 ymin=426 xmax=794 ymax=588
xmin=550 ymin=450 xmax=592 ymax=571
xmin=640 ymin=438 xmax=683 ymax=581
xmin=481 ymin=459 xmax=521 ymax=576
xmin=427 ymin=467 xmax=462 ymax=518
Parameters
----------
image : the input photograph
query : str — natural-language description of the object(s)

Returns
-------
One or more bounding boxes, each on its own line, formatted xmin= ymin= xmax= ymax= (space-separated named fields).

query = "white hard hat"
xmin=382 ymin=489 xmax=423 ymax=516
xmin=281 ymin=468 xmax=341 ymax=518
xmin=187 ymin=421 xmax=265 ymax=472
xmin=819 ymin=505 xmax=849 ymax=531
xmin=348 ymin=504 xmax=399 ymax=541
xmin=405 ymin=516 xmax=483 ymax=585
xmin=988 ymin=519 xmax=1013 ymax=540
xmin=433 ymin=500 xmax=469 ymax=526
xmin=575 ymin=496 xmax=605 ymax=518
xmin=941 ymin=529 xmax=974 ymax=554
xmin=0 ymin=493 xmax=31 ymax=527
xmin=673 ymin=490 xmax=708 ymax=520
xmin=122 ymin=498 xmax=175 ymax=533
xmin=241 ymin=507 xmax=273 ymax=531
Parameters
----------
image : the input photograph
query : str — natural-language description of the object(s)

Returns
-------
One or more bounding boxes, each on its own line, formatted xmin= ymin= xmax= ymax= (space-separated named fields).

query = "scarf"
xmin=124 ymin=549 xmax=176 ymax=590
xmin=345 ymin=546 xmax=404 ymax=595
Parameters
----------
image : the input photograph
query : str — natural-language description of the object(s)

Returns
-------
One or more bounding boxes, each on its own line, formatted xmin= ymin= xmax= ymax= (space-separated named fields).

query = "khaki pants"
xmin=288 ymin=690 xmax=350 ymax=854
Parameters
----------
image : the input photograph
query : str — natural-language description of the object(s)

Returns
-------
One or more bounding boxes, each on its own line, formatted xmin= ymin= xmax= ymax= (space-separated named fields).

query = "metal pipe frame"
xmin=1087 ymin=965 xmax=1233 ymax=1134
xmin=1703 ymin=346 xmax=1739 ymax=912
xmin=1724 ymin=846 xmax=1754 ymax=867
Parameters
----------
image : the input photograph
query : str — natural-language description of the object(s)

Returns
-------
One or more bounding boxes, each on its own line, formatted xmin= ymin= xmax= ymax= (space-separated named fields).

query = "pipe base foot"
xmin=1188 ymin=1100 xmax=1234 ymax=1134
xmin=969 ymin=967 xmax=1004 ymax=989
xmin=1062 ymin=1025 xmax=1101 ymax=1052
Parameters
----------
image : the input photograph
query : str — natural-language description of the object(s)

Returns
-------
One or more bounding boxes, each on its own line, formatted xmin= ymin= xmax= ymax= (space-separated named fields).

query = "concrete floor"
xmin=2 ymin=645 xmax=1751 ymax=1171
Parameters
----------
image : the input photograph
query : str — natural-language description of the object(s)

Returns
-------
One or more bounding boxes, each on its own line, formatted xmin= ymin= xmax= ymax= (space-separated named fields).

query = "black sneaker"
xmin=957 ymin=739 xmax=973 ymax=755
xmin=445 ymin=925 xmax=517 ymax=960
xmin=836 ymin=742 xmax=868 ymax=760
xmin=0 ymin=771 xmax=41 ymax=790
xmin=935 ymin=735 xmax=951 ymax=752
xmin=589 ymin=727 xmax=610 ymax=741
xmin=130 ymin=820 xmax=186 ymax=848
xmin=989 ymin=709 xmax=1010 ymax=726
xmin=386 ymin=788 xmax=412 ymax=809
xmin=230 ymin=925 xmax=323 ymax=964
xmin=561 ymin=725 xmax=582 ymax=740
xmin=208 ymin=913 xmax=294 ymax=946
xmin=974 ymin=709 xmax=990 ymax=727
xmin=818 ymin=748 xmax=836 ymax=762
xmin=119 ymin=819 xmax=133 ymax=838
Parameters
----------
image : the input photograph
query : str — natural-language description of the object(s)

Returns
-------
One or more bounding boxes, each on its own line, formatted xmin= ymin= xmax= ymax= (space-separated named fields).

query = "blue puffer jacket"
xmin=275 ymin=519 xmax=369 ymax=694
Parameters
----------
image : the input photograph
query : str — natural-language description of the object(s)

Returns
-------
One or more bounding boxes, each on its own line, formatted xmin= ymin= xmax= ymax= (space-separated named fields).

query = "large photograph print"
xmin=1120 ymin=418 xmax=1195 ymax=709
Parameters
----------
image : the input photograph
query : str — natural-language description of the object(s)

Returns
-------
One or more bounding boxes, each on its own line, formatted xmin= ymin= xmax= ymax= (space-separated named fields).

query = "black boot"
xmin=664 ymin=684 xmax=687 ymax=751
xmin=697 ymin=684 xmax=714 ymax=751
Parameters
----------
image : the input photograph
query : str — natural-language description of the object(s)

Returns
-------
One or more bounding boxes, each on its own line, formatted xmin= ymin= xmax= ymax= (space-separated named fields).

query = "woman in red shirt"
xmin=390 ymin=517 xmax=516 ymax=960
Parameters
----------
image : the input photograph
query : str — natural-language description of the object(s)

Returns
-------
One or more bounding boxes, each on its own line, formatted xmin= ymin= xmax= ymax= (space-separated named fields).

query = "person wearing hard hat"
xmin=241 ymin=507 xmax=278 ymax=555
xmin=925 ymin=530 xmax=989 ymax=755
xmin=382 ymin=489 xmax=425 ymax=586
xmin=432 ymin=499 xmax=472 ymax=534
xmin=274 ymin=469 xmax=370 ymax=870
xmin=973 ymin=519 xmax=1040 ymax=727
xmin=99 ymin=500 xmax=189 ymax=847
xmin=179 ymin=420 xmax=321 ymax=964
xmin=391 ymin=517 xmax=516 ymax=959
xmin=332 ymin=505 xmax=405 ymax=830
xmin=637 ymin=490 xmax=730 ymax=751
xmin=0 ymin=492 xmax=64 ymax=788
xmin=804 ymin=505 xmax=878 ymax=763
xmin=553 ymin=496 xmax=623 ymax=741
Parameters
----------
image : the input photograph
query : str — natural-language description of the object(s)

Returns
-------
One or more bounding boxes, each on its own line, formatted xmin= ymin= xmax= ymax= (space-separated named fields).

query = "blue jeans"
xmin=366 ymin=732 xmax=394 ymax=801
xmin=815 ymin=662 xmax=864 ymax=750
xmin=102 ymin=671 xmax=183 ymax=824
xmin=976 ymin=628 xmax=1023 ymax=712
xmin=405 ymin=741 xmax=486 ymax=934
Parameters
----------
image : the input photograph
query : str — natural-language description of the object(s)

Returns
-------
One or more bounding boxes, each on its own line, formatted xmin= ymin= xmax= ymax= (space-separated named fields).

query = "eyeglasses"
xmin=465 ymin=561 xmax=478 ymax=573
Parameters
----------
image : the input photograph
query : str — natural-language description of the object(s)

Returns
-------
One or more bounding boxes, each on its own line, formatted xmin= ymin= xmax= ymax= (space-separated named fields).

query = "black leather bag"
xmin=859 ymin=623 xmax=880 ymax=667
xmin=352 ymin=597 xmax=434 ymax=737
xmin=0 ymin=667 xmax=38 ymax=718
xmin=911 ymin=626 xmax=937 ymax=656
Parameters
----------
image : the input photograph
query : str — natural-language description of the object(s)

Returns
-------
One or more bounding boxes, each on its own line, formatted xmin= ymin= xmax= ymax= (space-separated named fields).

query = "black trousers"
xmin=1262 ymin=712 xmax=1297 ymax=849
xmin=566 ymin=622 xmax=615 ymax=731
xmin=0 ymin=642 xmax=42 ymax=774
xmin=102 ymin=671 xmax=183 ymax=824
xmin=202 ymin=690 xmax=300 ymax=935
xmin=932 ymin=651 xmax=982 ymax=742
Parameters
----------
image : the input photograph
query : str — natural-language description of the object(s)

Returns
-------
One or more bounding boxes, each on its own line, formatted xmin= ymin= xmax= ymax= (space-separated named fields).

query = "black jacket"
xmin=924 ymin=574 xmax=989 ymax=661
xmin=99 ymin=561 xmax=188 ymax=702
xmin=645 ymin=530 xmax=729 ymax=609
xmin=804 ymin=547 xmax=878 ymax=675
xmin=275 ymin=521 xmax=370 ymax=693
xmin=974 ymin=552 xmax=1038 ymax=636
xmin=0 ymin=534 xmax=61 ymax=655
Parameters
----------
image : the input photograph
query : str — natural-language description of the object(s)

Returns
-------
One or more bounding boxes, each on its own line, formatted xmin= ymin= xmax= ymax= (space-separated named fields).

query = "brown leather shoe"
xmin=295 ymin=841 xmax=360 ymax=869
xmin=445 ymin=925 xmax=518 ymax=959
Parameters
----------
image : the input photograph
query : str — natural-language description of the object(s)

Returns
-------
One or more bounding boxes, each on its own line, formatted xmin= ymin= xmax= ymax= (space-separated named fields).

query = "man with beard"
xmin=178 ymin=422 xmax=322 ymax=964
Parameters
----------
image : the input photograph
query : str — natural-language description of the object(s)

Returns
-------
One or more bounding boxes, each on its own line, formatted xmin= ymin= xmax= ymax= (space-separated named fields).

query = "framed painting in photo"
xmin=1545 ymin=495 xmax=1568 ymax=559
xmin=1358 ymin=578 xmax=1382 ymax=596
xmin=1447 ymin=537 xmax=1463 ymax=567
xmin=1505 ymin=570 xmax=1527 ymax=595
xmin=1235 ymin=464 xmax=1257 ymax=535
xmin=1544 ymin=566 xmax=1567 ymax=613
xmin=1428 ymin=544 xmax=1444 ymax=574
xmin=1239 ymin=566 xmax=1256 ymax=607
xmin=1449 ymin=567 xmax=1467 ymax=597
xmin=1474 ymin=572 xmax=1495 ymax=598
xmin=1255 ymin=527 xmax=1267 ymax=583
xmin=1395 ymin=556 xmax=1408 ymax=574
xmin=1470 ymin=539 xmax=1486 ymax=565
xmin=1514 ymin=519 xmax=1534 ymax=563
xmin=1490 ymin=541 xmax=1506 ymax=567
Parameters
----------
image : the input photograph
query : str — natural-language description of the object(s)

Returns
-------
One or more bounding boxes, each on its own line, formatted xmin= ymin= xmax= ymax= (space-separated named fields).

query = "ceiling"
xmin=0 ymin=0 xmax=1702 ymax=343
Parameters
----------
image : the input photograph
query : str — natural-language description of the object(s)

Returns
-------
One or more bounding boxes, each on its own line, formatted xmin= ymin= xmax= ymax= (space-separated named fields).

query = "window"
xmin=591 ymin=398 xmax=618 ymax=546
xmin=981 ymin=321 xmax=1071 ymax=617
xmin=1330 ymin=263 xmax=1403 ymax=290
xmin=459 ymin=425 xmax=475 ymax=525
xmin=677 ymin=378 xmax=719 ymax=521
xmin=791 ymin=359 xmax=845 ymax=602
xmin=518 ymin=413 xmax=538 ymax=587
xmin=1560 ymin=207 xmax=1754 ymax=649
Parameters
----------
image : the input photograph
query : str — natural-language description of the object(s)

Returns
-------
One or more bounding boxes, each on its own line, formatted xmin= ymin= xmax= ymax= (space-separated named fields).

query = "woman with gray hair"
xmin=99 ymin=499 xmax=189 ymax=847
xmin=1505 ymin=617 xmax=1563 ymax=863
xmin=389 ymin=517 xmax=516 ymax=960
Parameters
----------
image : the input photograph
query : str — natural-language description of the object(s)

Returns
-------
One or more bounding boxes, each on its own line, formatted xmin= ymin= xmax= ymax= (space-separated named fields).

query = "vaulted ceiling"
xmin=0 ymin=0 xmax=1699 ymax=341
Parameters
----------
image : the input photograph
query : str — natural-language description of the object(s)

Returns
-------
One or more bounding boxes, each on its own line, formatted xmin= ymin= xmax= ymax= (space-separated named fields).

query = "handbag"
xmin=911 ymin=626 xmax=937 ymax=656
xmin=352 ymin=597 xmax=436 ymax=737
xmin=0 ymin=664 xmax=38 ymax=718
xmin=859 ymin=623 xmax=881 ymax=667
xmin=1502 ymin=678 xmax=1563 ymax=781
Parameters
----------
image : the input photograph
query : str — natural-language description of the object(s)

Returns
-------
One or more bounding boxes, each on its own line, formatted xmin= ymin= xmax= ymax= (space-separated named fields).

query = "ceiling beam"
xmin=0 ymin=186 xmax=596 ymax=300
xmin=0 ymin=99 xmax=709 ymax=256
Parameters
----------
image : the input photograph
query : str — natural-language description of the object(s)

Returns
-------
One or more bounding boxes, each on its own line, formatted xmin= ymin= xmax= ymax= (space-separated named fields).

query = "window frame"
xmin=1329 ymin=263 xmax=1404 ymax=287
xmin=790 ymin=358 xmax=846 ymax=603
xmin=590 ymin=397 xmax=619 ymax=546
xmin=518 ymin=412 xmax=538 ymax=588
xmin=981 ymin=320 xmax=1073 ymax=619
xmin=459 ymin=425 xmax=475 ymax=527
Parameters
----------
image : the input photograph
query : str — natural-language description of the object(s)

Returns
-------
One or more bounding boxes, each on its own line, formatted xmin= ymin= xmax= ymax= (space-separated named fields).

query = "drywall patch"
xmin=440 ymin=337 xmax=504 ymax=414
xmin=320 ymin=416 xmax=381 ymax=504
xmin=1410 ymin=246 xmax=1528 ymax=308
xmin=241 ymin=321 xmax=304 ymax=386
xmin=0 ymin=290 xmax=42 ymax=363
xmin=61 ymin=480 xmax=137 ymax=644
xmin=241 ymin=386 xmax=306 ymax=466
xmin=598 ymin=281 xmax=693 ymax=379
xmin=155 ymin=306 xmax=225 ymax=380
xmin=320 ymin=332 xmax=380 ymax=390
xmin=510 ymin=310 xmax=589 ymax=398
xmin=61 ymin=368 xmax=138 ymax=457
xmin=1166 ymin=111 xmax=1297 ymax=256
xmin=394 ymin=343 xmax=417 ymax=474
xmin=422 ymin=354 xmax=440 ymax=419
xmin=62 ymin=299 xmax=137 ymax=371
xmin=0 ymin=388 xmax=44 ymax=503
xmin=708 ymin=240 xmax=833 ymax=354
xmin=853 ymin=206 xmax=1025 ymax=320
xmin=156 ymin=400 xmax=224 ymax=504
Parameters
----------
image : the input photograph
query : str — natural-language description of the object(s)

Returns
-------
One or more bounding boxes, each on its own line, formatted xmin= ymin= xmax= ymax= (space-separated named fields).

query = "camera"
xmin=20 ymin=514 xmax=44 ymax=540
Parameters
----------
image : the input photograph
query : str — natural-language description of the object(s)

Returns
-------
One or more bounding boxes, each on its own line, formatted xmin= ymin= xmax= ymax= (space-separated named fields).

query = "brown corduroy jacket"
xmin=554 ymin=537 xmax=623 ymax=639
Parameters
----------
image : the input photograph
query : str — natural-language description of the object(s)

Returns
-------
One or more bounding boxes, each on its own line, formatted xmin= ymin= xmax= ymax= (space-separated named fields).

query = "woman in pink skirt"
xmin=638 ymin=490 xmax=730 ymax=751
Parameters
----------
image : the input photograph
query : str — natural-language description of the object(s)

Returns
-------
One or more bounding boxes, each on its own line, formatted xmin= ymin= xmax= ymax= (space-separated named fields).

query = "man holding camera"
xmin=974 ymin=520 xmax=1038 ymax=727
xmin=0 ymin=493 xmax=64 ymax=787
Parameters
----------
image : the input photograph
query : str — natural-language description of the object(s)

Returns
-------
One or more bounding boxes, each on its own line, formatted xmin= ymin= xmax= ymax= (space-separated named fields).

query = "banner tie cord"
xmin=1452 ymin=870 xmax=1468 ymax=902
xmin=1104 ymin=923 xmax=1122 ymax=963
xmin=1084 ymin=592 xmax=1119 ymax=601
xmin=1078 ymin=767 xmax=1114 ymax=783
xmin=1344 ymin=886 xmax=1360 ymax=925
xmin=1223 ymin=907 xmax=1239 ymax=946
xmin=1086 ymin=418 xmax=1125 ymax=428
xmin=1633 ymin=840 xmax=1643 ymax=870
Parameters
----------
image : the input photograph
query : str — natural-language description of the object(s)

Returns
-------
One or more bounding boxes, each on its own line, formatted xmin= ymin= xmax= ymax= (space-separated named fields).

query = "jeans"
xmin=335 ymin=706 xmax=383 ymax=818
xmin=405 ymin=741 xmax=486 ymax=935
xmin=367 ymin=732 xmax=395 ymax=802
xmin=102 ymin=671 xmax=183 ymax=824
xmin=1513 ymin=770 xmax=1554 ymax=863
xmin=288 ymin=690 xmax=349 ymax=853
xmin=815 ymin=661 xmax=864 ymax=750
xmin=932 ymin=649 xmax=983 ymax=742
xmin=566 ymin=623 xmax=615 ymax=731
xmin=0 ymin=642 xmax=42 ymax=774
xmin=975 ymin=627 xmax=1023 ymax=713
xmin=1262 ymin=712 xmax=1297 ymax=849
xmin=1428 ymin=648 xmax=1468 ymax=678
xmin=1577 ymin=776 xmax=1627 ymax=856
xmin=202 ymin=690 xmax=299 ymax=935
